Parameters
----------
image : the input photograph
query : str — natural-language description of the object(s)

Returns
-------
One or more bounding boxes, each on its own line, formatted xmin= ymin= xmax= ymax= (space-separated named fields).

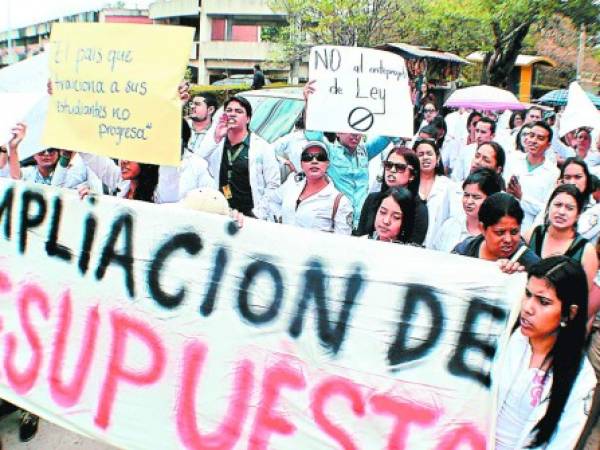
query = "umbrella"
xmin=537 ymin=89 xmax=600 ymax=109
xmin=444 ymin=85 xmax=525 ymax=110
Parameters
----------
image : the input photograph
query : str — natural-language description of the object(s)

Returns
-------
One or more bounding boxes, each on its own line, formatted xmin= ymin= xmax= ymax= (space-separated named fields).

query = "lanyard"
xmin=227 ymin=144 xmax=245 ymax=166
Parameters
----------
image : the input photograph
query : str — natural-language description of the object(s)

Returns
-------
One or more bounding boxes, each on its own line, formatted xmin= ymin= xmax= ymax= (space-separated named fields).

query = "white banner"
xmin=306 ymin=45 xmax=413 ymax=138
xmin=0 ymin=179 xmax=522 ymax=449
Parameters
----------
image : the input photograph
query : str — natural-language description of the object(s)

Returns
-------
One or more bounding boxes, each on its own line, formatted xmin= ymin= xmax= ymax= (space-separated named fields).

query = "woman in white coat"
xmin=414 ymin=138 xmax=459 ymax=248
xmin=269 ymin=141 xmax=352 ymax=234
xmin=491 ymin=256 xmax=596 ymax=449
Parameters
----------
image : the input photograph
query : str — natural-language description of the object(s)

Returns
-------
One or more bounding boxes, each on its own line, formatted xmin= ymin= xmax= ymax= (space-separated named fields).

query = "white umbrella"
xmin=445 ymin=85 xmax=525 ymax=111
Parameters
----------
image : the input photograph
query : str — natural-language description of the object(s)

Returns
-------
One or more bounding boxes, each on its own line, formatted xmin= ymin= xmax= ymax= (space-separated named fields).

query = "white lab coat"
xmin=197 ymin=131 xmax=281 ymax=220
xmin=489 ymin=330 xmax=596 ymax=450
xmin=422 ymin=175 xmax=459 ymax=248
xmin=503 ymin=153 xmax=559 ymax=233
xmin=451 ymin=142 xmax=477 ymax=183
xmin=431 ymin=212 xmax=476 ymax=253
xmin=269 ymin=175 xmax=353 ymax=235
xmin=176 ymin=150 xmax=217 ymax=196
xmin=79 ymin=153 xmax=178 ymax=203
xmin=21 ymin=153 xmax=103 ymax=193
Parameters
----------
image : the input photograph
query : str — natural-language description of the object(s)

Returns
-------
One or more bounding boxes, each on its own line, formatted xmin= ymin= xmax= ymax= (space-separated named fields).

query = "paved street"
xmin=0 ymin=413 xmax=116 ymax=450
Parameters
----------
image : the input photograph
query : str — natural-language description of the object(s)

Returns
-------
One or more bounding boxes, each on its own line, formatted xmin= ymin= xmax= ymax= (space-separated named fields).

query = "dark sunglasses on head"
xmin=383 ymin=161 xmax=410 ymax=173
xmin=301 ymin=152 xmax=328 ymax=162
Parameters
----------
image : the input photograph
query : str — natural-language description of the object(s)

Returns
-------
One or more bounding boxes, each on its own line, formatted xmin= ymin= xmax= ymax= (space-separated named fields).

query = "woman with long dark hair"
xmin=363 ymin=187 xmax=416 ymax=243
xmin=79 ymin=157 xmax=160 ymax=203
xmin=432 ymin=168 xmax=502 ymax=252
xmin=453 ymin=192 xmax=540 ymax=272
xmin=414 ymin=138 xmax=457 ymax=248
xmin=355 ymin=146 xmax=427 ymax=244
xmin=524 ymin=184 xmax=597 ymax=288
xmin=492 ymin=256 xmax=596 ymax=449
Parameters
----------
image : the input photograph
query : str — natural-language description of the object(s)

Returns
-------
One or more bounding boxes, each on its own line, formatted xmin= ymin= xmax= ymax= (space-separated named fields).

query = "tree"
xmin=267 ymin=0 xmax=407 ymax=80
xmin=479 ymin=0 xmax=599 ymax=87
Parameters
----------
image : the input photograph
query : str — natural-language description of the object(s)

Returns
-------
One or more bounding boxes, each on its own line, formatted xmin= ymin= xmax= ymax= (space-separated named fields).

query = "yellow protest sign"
xmin=43 ymin=23 xmax=194 ymax=166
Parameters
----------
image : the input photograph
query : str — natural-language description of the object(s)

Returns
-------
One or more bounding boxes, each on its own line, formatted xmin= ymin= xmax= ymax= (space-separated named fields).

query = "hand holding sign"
xmin=43 ymin=23 xmax=194 ymax=167
xmin=305 ymin=46 xmax=413 ymax=138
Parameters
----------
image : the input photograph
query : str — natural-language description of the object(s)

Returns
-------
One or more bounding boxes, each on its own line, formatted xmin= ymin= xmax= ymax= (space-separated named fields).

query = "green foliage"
xmin=190 ymin=83 xmax=294 ymax=105
xmin=267 ymin=0 xmax=599 ymax=87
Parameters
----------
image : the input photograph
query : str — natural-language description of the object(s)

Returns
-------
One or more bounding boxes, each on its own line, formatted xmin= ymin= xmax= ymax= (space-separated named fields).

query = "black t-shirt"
xmin=219 ymin=135 xmax=254 ymax=215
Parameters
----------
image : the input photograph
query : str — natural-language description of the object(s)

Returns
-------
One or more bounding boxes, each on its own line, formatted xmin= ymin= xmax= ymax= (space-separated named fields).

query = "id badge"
xmin=222 ymin=184 xmax=232 ymax=200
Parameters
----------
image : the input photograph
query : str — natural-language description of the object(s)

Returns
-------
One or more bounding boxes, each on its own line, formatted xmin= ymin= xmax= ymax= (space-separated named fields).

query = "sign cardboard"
xmin=306 ymin=46 xmax=413 ymax=138
xmin=42 ymin=23 xmax=194 ymax=166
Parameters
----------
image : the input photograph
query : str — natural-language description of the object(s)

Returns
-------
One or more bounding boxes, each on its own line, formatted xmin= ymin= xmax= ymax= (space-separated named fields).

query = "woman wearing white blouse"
xmin=491 ymin=256 xmax=595 ymax=449
xmin=414 ymin=138 xmax=460 ymax=248
xmin=269 ymin=141 xmax=353 ymax=235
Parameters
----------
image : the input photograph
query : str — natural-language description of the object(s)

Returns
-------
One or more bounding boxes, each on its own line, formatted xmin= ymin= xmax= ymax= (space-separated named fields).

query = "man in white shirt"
xmin=505 ymin=121 xmax=559 ymax=232
xmin=452 ymin=117 xmax=496 ymax=183
xmin=443 ymin=111 xmax=482 ymax=178
xmin=187 ymin=93 xmax=218 ymax=153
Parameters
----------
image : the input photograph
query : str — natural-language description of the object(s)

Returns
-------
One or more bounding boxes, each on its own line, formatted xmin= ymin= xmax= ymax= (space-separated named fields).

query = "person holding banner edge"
xmin=453 ymin=192 xmax=540 ymax=273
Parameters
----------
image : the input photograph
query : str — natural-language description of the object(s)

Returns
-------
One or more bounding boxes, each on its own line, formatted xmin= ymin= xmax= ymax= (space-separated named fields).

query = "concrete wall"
xmin=202 ymin=0 xmax=283 ymax=17
xmin=149 ymin=0 xmax=199 ymax=19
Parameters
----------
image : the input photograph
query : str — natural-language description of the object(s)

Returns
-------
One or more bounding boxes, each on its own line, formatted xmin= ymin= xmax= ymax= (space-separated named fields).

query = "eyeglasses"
xmin=424 ymin=108 xmax=437 ymax=113
xmin=301 ymin=152 xmax=328 ymax=162
xmin=383 ymin=161 xmax=410 ymax=173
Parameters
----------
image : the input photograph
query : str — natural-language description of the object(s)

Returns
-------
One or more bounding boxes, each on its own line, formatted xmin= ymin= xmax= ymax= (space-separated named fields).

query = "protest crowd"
xmin=1 ymin=65 xmax=600 ymax=450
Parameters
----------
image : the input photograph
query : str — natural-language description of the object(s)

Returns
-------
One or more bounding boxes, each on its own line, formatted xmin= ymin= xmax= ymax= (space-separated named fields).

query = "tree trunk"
xmin=481 ymin=21 xmax=532 ymax=87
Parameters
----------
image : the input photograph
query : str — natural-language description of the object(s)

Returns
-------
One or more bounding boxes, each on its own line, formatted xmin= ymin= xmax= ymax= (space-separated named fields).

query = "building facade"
xmin=1 ymin=1 xmax=293 ymax=84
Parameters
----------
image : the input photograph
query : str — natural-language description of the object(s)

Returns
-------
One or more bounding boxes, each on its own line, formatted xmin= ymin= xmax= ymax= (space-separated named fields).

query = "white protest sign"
xmin=0 ymin=179 xmax=523 ymax=449
xmin=0 ymin=92 xmax=45 ymax=146
xmin=559 ymin=81 xmax=600 ymax=137
xmin=306 ymin=45 xmax=413 ymax=138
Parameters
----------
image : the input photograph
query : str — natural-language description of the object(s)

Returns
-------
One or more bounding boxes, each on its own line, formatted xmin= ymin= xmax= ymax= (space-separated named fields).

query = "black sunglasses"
xmin=383 ymin=161 xmax=410 ymax=173
xmin=301 ymin=152 xmax=328 ymax=162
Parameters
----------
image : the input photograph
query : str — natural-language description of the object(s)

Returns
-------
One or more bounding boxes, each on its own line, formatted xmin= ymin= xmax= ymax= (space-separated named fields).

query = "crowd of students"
xmin=1 ymin=79 xmax=600 ymax=449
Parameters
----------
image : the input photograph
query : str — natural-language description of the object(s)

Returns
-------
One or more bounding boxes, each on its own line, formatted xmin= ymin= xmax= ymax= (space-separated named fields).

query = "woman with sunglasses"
xmin=7 ymin=123 xmax=101 ymax=191
xmin=492 ymin=256 xmax=595 ymax=449
xmin=432 ymin=168 xmax=503 ymax=252
xmin=523 ymin=184 xmax=598 ymax=289
xmin=268 ymin=141 xmax=353 ymax=234
xmin=363 ymin=187 xmax=416 ymax=243
xmin=356 ymin=146 xmax=427 ymax=244
xmin=414 ymin=138 xmax=459 ymax=248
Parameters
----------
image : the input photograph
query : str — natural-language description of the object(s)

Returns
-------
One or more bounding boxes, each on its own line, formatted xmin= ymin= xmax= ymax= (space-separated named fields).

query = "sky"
xmin=0 ymin=0 xmax=154 ymax=33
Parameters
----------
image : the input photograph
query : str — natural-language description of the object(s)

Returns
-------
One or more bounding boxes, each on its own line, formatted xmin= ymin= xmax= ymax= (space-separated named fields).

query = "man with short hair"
xmin=524 ymin=106 xmax=543 ymax=124
xmin=452 ymin=116 xmax=496 ymax=183
xmin=251 ymin=64 xmax=265 ymax=90
xmin=198 ymin=96 xmax=280 ymax=218
xmin=442 ymin=110 xmax=482 ymax=177
xmin=187 ymin=93 xmax=218 ymax=153
xmin=504 ymin=121 xmax=559 ymax=231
